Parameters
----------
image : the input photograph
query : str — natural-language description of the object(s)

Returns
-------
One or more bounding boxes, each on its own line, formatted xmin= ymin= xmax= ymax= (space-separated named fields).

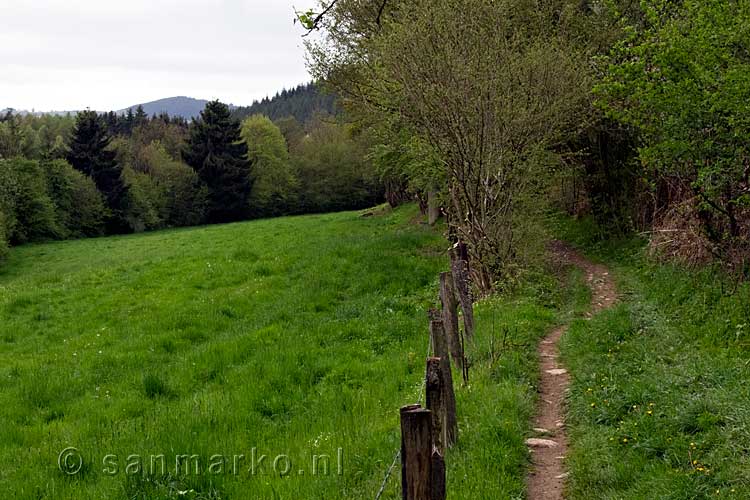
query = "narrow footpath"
xmin=526 ymin=241 xmax=618 ymax=500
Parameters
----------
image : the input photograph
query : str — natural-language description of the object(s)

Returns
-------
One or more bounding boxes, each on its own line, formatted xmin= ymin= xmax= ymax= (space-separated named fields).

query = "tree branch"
xmin=376 ymin=0 xmax=388 ymax=25
xmin=297 ymin=0 xmax=389 ymax=36
xmin=297 ymin=1 xmax=340 ymax=36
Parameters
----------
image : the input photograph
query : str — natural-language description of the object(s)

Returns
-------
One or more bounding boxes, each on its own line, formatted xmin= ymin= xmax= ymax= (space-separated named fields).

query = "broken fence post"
xmin=450 ymin=258 xmax=475 ymax=343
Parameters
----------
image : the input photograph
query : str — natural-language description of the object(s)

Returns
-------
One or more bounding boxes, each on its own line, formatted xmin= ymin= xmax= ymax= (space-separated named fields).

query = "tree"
xmin=136 ymin=141 xmax=207 ymax=227
xmin=232 ymin=82 xmax=339 ymax=125
xmin=123 ymin=108 xmax=135 ymax=135
xmin=183 ymin=100 xmax=252 ymax=223
xmin=42 ymin=159 xmax=107 ymax=237
xmin=134 ymin=105 xmax=149 ymax=128
xmin=597 ymin=0 xmax=750 ymax=255
xmin=293 ymin=118 xmax=381 ymax=213
xmin=241 ymin=115 xmax=299 ymax=217
xmin=275 ymin=116 xmax=306 ymax=154
xmin=0 ymin=113 xmax=24 ymax=158
xmin=0 ymin=158 xmax=62 ymax=243
xmin=67 ymin=110 xmax=129 ymax=233
xmin=308 ymin=0 xmax=591 ymax=291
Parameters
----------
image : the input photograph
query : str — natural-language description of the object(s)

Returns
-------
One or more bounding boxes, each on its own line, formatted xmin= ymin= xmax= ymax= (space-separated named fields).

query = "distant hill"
xmin=232 ymin=82 xmax=340 ymax=124
xmin=119 ymin=97 xmax=211 ymax=120
xmin=6 ymin=83 xmax=339 ymax=122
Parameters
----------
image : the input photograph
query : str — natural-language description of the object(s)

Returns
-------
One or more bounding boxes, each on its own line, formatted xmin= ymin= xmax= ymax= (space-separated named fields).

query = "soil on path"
xmin=525 ymin=241 xmax=618 ymax=500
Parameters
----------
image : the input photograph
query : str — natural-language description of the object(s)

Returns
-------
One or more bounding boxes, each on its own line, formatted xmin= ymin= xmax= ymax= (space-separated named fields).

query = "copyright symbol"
xmin=58 ymin=447 xmax=83 ymax=475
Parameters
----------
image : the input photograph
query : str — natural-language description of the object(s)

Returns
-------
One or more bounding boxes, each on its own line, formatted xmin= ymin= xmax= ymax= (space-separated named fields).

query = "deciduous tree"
xmin=241 ymin=114 xmax=299 ymax=217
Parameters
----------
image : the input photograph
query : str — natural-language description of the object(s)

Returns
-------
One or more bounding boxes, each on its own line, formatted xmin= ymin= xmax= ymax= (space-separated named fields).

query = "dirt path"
xmin=525 ymin=241 xmax=618 ymax=500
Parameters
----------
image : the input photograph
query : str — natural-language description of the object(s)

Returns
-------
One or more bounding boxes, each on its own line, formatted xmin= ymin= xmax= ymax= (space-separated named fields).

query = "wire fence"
xmin=374 ymin=332 xmax=432 ymax=499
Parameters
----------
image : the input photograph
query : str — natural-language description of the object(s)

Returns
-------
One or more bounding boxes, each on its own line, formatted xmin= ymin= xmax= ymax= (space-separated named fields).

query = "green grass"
xmin=0 ymin=205 xmax=572 ymax=499
xmin=555 ymin=216 xmax=750 ymax=499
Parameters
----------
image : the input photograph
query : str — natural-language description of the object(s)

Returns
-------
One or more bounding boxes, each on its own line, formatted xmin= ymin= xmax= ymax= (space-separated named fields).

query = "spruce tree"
xmin=183 ymin=101 xmax=252 ymax=222
xmin=124 ymin=108 xmax=135 ymax=135
xmin=134 ymin=105 xmax=148 ymax=128
xmin=67 ymin=110 xmax=128 ymax=233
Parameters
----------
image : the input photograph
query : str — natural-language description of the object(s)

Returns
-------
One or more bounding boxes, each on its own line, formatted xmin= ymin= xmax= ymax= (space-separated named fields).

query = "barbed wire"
xmin=374 ymin=333 xmax=432 ymax=499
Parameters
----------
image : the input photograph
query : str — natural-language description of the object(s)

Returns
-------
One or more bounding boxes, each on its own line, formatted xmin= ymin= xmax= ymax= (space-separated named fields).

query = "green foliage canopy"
xmin=241 ymin=115 xmax=299 ymax=217
xmin=597 ymin=0 xmax=750 ymax=242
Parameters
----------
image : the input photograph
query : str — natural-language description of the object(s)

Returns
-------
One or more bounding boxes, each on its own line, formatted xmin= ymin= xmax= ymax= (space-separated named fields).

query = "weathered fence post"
xmin=425 ymin=357 xmax=447 ymax=454
xmin=430 ymin=449 xmax=446 ymax=500
xmin=428 ymin=319 xmax=458 ymax=446
xmin=439 ymin=272 xmax=464 ymax=375
xmin=450 ymin=257 xmax=475 ymax=343
xmin=400 ymin=405 xmax=433 ymax=500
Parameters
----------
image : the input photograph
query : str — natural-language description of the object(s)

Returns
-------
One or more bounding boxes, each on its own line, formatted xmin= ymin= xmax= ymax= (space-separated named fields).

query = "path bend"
xmin=525 ymin=241 xmax=618 ymax=500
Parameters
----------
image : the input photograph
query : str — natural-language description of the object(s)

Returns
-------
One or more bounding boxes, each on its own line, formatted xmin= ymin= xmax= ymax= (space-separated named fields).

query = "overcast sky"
xmin=1 ymin=0 xmax=316 ymax=112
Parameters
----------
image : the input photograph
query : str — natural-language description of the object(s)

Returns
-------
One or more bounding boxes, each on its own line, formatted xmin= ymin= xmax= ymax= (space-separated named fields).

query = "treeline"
xmin=0 ymin=103 xmax=380 ymax=261
xmin=306 ymin=0 xmax=750 ymax=290
xmin=232 ymin=82 xmax=339 ymax=124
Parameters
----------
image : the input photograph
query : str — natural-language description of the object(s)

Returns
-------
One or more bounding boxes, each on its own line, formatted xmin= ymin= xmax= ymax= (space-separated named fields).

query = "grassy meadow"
xmin=0 ymin=205 xmax=572 ymax=499
xmin=556 ymin=218 xmax=750 ymax=499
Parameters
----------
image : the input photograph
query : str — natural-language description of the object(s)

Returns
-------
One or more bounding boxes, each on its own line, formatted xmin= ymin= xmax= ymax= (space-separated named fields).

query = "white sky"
xmin=0 ymin=0 xmax=316 ymax=111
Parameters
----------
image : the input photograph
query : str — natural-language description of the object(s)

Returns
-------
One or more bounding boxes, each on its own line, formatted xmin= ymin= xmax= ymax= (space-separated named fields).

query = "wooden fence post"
xmin=425 ymin=357 xmax=447 ymax=455
xmin=400 ymin=405 xmax=433 ymax=500
xmin=430 ymin=449 xmax=446 ymax=500
xmin=439 ymin=272 xmax=464 ymax=375
xmin=429 ymin=320 xmax=458 ymax=446
xmin=450 ymin=258 xmax=475 ymax=343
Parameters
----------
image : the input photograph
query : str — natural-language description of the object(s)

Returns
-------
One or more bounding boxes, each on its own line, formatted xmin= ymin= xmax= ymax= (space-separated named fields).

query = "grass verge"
xmin=556 ymin=216 xmax=750 ymax=499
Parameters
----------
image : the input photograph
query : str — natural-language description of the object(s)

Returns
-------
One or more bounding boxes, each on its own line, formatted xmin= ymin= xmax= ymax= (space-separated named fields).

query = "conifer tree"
xmin=134 ymin=105 xmax=148 ymax=128
xmin=67 ymin=110 xmax=128 ymax=233
xmin=124 ymin=108 xmax=135 ymax=135
xmin=183 ymin=100 xmax=252 ymax=222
